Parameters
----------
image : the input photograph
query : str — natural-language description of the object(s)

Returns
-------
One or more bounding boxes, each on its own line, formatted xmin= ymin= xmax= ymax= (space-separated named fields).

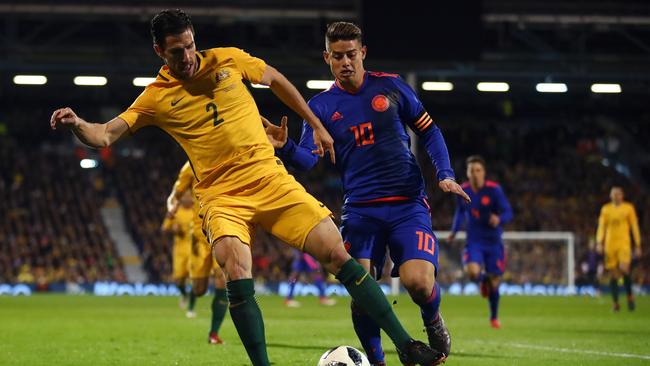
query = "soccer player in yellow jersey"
xmin=167 ymin=161 xmax=228 ymax=344
xmin=596 ymin=186 xmax=642 ymax=312
xmin=161 ymin=190 xmax=194 ymax=313
xmin=50 ymin=9 xmax=443 ymax=365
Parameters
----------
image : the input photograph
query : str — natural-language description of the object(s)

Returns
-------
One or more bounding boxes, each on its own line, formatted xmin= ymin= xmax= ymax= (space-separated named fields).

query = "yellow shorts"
xmin=172 ymin=245 xmax=191 ymax=280
xmin=190 ymin=231 xmax=220 ymax=279
xmin=200 ymin=172 xmax=331 ymax=250
xmin=605 ymin=245 xmax=631 ymax=270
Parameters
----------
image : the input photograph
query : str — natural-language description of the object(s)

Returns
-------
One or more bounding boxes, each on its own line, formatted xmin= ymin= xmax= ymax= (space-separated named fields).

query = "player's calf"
xmin=212 ymin=236 xmax=269 ymax=365
xmin=305 ymin=219 xmax=440 ymax=361
xmin=192 ymin=277 xmax=209 ymax=296
xmin=400 ymin=261 xmax=450 ymax=356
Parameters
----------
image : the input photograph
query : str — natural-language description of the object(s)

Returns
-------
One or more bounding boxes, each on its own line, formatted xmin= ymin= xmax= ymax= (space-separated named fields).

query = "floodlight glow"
xmin=306 ymin=80 xmax=334 ymax=90
xmin=536 ymin=83 xmax=567 ymax=93
xmin=422 ymin=82 xmax=454 ymax=91
xmin=74 ymin=76 xmax=107 ymax=86
xmin=13 ymin=75 xmax=47 ymax=85
xmin=591 ymin=83 xmax=621 ymax=94
xmin=476 ymin=82 xmax=509 ymax=92
xmin=80 ymin=159 xmax=98 ymax=169
xmin=251 ymin=83 xmax=270 ymax=89
xmin=132 ymin=77 xmax=156 ymax=87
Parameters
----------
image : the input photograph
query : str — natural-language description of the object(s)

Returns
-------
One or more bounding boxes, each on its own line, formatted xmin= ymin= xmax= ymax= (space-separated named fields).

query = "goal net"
xmin=389 ymin=231 xmax=576 ymax=295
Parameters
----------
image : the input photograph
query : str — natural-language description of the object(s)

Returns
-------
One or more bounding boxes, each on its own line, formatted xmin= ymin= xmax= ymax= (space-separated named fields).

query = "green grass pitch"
xmin=1 ymin=294 xmax=649 ymax=365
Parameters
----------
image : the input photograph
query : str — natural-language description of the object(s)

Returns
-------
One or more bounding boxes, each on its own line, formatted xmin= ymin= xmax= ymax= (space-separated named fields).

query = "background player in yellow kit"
xmin=596 ymin=186 xmax=642 ymax=312
xmin=50 ymin=9 xmax=445 ymax=365
xmin=161 ymin=190 xmax=193 ymax=312
xmin=167 ymin=161 xmax=228 ymax=344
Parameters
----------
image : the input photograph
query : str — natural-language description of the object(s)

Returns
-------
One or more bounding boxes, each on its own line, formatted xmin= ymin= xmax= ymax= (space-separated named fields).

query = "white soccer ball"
xmin=317 ymin=346 xmax=371 ymax=366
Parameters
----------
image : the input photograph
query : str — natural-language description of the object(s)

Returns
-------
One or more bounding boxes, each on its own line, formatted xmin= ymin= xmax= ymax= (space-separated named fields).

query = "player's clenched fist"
xmin=50 ymin=107 xmax=80 ymax=130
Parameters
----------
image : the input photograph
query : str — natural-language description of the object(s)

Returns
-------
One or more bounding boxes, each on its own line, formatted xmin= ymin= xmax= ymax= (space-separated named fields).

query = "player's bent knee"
xmin=402 ymin=275 xmax=435 ymax=300
xmin=304 ymin=219 xmax=351 ymax=274
xmin=322 ymin=245 xmax=351 ymax=275
xmin=465 ymin=264 xmax=481 ymax=280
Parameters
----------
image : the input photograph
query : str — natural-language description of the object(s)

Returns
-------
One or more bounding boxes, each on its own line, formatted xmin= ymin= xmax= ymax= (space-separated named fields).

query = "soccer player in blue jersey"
xmin=448 ymin=156 xmax=513 ymax=329
xmin=264 ymin=22 xmax=469 ymax=365
xmin=285 ymin=249 xmax=337 ymax=307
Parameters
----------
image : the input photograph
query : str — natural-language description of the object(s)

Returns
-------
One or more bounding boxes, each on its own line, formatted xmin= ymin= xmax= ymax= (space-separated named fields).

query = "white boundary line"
xmin=472 ymin=340 xmax=650 ymax=360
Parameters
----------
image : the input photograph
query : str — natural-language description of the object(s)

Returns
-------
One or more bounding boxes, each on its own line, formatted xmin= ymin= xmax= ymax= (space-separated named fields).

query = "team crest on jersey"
xmin=216 ymin=69 xmax=231 ymax=83
xmin=371 ymin=95 xmax=390 ymax=112
xmin=481 ymin=195 xmax=491 ymax=206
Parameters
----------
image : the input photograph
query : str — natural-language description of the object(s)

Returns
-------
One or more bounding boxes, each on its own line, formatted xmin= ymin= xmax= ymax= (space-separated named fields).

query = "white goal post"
xmin=389 ymin=231 xmax=576 ymax=295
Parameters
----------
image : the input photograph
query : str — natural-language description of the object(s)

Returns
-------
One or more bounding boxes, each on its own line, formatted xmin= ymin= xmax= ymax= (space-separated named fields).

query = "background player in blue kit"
xmin=285 ymin=249 xmax=337 ymax=307
xmin=265 ymin=22 xmax=469 ymax=365
xmin=448 ymin=156 xmax=513 ymax=329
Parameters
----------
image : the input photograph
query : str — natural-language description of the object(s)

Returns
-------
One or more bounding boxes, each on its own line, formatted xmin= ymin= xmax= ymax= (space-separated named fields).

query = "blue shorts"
xmin=340 ymin=197 xmax=438 ymax=278
xmin=463 ymin=241 xmax=506 ymax=276
xmin=291 ymin=253 xmax=320 ymax=273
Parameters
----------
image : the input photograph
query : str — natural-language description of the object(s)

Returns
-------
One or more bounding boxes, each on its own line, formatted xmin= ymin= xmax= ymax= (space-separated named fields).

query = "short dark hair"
xmin=325 ymin=22 xmax=362 ymax=48
xmin=151 ymin=9 xmax=194 ymax=48
xmin=466 ymin=155 xmax=486 ymax=167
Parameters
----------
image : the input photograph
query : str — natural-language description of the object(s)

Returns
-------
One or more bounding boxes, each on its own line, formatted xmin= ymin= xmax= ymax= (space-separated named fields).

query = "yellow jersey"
xmin=119 ymin=47 xmax=285 ymax=202
xmin=174 ymin=161 xmax=202 ymax=234
xmin=162 ymin=206 xmax=194 ymax=255
xmin=596 ymin=201 xmax=641 ymax=249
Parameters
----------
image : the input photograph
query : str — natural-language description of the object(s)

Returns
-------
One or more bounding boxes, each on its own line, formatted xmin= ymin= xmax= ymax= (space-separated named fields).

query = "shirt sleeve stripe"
xmin=418 ymin=119 xmax=433 ymax=131
xmin=415 ymin=112 xmax=429 ymax=126
xmin=416 ymin=116 xmax=432 ymax=129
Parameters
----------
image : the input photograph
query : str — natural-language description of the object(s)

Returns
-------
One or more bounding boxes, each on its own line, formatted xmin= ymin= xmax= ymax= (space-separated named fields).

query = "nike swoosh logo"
xmin=355 ymin=272 xmax=369 ymax=286
xmin=171 ymin=96 xmax=185 ymax=106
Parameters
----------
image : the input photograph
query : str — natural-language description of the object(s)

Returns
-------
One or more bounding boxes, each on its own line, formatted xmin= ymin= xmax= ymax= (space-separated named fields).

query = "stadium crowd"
xmin=0 ymin=139 xmax=126 ymax=289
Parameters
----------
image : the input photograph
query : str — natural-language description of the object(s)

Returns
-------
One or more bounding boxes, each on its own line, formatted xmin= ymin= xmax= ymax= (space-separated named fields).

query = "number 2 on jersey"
xmin=350 ymin=122 xmax=375 ymax=146
xmin=206 ymin=102 xmax=224 ymax=127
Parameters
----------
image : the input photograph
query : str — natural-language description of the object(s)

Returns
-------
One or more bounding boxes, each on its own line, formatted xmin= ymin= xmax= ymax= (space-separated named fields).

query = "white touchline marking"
xmin=472 ymin=340 xmax=650 ymax=361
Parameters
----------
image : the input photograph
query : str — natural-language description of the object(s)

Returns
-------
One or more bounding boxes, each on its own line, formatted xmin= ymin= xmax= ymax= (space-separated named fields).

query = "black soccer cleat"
xmin=425 ymin=315 xmax=451 ymax=356
xmin=397 ymin=339 xmax=447 ymax=366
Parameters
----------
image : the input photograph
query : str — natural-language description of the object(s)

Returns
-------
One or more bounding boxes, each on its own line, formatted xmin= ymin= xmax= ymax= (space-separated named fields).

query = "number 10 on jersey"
xmin=350 ymin=122 xmax=375 ymax=146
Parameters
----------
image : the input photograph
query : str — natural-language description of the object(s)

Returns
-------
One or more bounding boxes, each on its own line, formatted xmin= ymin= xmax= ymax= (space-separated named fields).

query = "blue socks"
xmin=287 ymin=276 xmax=297 ymax=300
xmin=351 ymin=301 xmax=384 ymax=364
xmin=314 ymin=275 xmax=326 ymax=298
xmin=489 ymin=286 xmax=500 ymax=320
xmin=418 ymin=282 xmax=441 ymax=325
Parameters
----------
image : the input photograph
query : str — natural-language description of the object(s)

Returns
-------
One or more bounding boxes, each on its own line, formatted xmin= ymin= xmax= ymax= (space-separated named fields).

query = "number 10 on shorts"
xmin=416 ymin=231 xmax=435 ymax=255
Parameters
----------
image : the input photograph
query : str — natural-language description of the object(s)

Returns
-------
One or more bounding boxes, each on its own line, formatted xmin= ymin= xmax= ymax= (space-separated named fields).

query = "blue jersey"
xmin=278 ymin=71 xmax=454 ymax=204
xmin=451 ymin=180 xmax=513 ymax=245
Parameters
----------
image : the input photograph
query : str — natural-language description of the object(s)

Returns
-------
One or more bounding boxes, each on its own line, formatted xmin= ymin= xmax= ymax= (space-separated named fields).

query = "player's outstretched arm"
xmin=50 ymin=107 xmax=128 ymax=148
xmin=260 ymin=65 xmax=335 ymax=163
xmin=393 ymin=77 xmax=469 ymax=202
